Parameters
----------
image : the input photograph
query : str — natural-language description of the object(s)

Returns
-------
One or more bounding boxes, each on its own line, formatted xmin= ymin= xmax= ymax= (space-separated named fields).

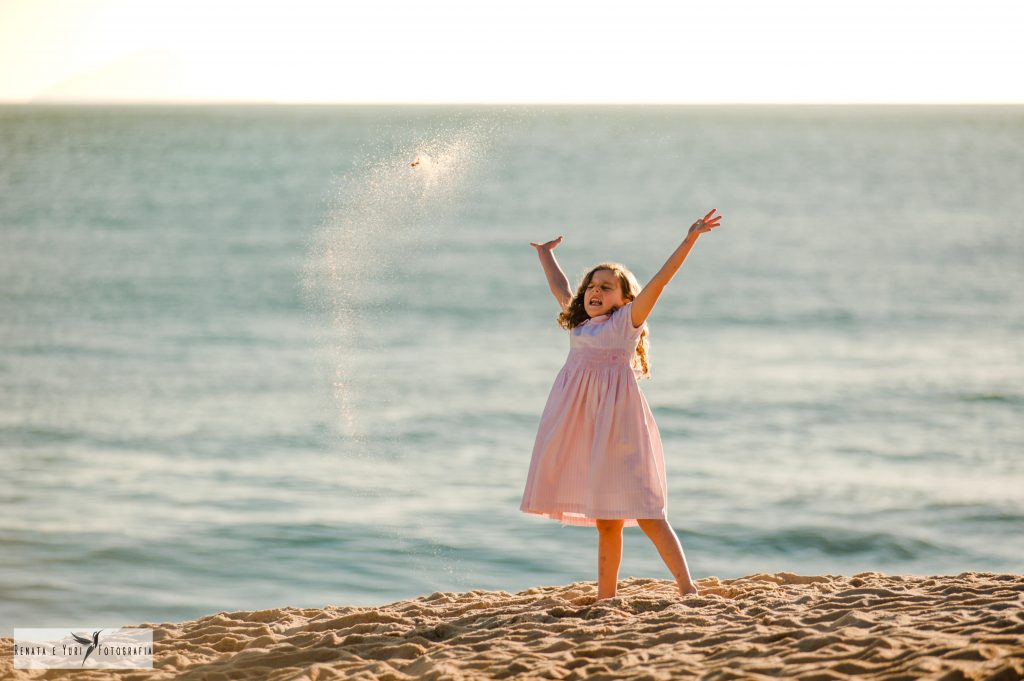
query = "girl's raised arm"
xmin=529 ymin=235 xmax=572 ymax=309
xmin=630 ymin=209 xmax=722 ymax=329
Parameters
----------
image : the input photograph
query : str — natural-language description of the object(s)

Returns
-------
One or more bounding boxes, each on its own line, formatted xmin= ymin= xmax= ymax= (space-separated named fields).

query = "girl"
xmin=520 ymin=209 xmax=722 ymax=601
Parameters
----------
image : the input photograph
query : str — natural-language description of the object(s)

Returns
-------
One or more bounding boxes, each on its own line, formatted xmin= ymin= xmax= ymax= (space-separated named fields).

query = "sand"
xmin=3 ymin=571 xmax=1022 ymax=680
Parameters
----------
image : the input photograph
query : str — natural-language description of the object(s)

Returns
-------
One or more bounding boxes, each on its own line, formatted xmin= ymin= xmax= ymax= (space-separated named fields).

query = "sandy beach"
xmin=4 ymin=571 xmax=1022 ymax=680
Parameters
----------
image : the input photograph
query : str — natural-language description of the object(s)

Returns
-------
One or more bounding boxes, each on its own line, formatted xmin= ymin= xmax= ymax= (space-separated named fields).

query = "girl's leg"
xmin=636 ymin=518 xmax=700 ymax=596
xmin=595 ymin=518 xmax=625 ymax=600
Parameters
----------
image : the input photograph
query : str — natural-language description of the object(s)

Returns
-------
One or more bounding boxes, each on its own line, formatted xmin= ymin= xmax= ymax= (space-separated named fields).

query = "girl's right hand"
xmin=530 ymin=235 xmax=564 ymax=252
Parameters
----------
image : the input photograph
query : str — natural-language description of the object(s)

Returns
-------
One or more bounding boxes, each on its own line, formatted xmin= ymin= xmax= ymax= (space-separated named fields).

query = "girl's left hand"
xmin=687 ymin=209 xmax=722 ymax=238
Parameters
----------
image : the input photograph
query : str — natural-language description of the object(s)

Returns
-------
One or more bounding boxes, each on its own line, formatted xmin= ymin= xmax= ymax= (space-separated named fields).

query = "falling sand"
xmin=294 ymin=115 xmax=510 ymax=590
xmin=299 ymin=120 xmax=496 ymax=452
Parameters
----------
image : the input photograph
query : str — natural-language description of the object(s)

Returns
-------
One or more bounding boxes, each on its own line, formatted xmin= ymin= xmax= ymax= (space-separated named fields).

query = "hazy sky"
xmin=0 ymin=0 xmax=1020 ymax=103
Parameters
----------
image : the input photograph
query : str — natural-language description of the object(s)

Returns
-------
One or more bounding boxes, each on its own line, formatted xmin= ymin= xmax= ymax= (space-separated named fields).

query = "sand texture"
xmin=3 ymin=571 xmax=1023 ymax=680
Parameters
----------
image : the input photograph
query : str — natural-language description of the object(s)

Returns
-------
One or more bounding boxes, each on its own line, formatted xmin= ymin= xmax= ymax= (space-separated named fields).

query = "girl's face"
xmin=585 ymin=269 xmax=626 ymax=317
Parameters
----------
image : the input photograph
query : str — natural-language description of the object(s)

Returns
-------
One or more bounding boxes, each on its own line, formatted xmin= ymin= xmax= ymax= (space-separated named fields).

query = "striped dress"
xmin=519 ymin=300 xmax=669 ymax=528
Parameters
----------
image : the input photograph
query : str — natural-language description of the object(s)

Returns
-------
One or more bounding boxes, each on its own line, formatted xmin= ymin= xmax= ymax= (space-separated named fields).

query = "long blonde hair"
xmin=557 ymin=262 xmax=651 ymax=380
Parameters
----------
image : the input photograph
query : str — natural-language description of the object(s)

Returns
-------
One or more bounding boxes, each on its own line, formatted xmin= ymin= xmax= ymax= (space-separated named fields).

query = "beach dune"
xmin=3 ymin=571 xmax=1022 ymax=680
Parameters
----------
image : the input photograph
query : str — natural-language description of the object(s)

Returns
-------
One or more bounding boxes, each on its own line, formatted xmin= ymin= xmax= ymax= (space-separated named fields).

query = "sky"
xmin=0 ymin=0 xmax=1021 ymax=104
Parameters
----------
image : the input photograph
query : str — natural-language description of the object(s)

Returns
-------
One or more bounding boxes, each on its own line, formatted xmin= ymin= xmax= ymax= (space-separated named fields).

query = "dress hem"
xmin=520 ymin=506 xmax=667 ymax=528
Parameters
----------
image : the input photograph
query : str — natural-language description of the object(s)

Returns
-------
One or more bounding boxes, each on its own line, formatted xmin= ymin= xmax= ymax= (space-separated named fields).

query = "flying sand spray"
xmin=299 ymin=116 xmax=506 ymax=587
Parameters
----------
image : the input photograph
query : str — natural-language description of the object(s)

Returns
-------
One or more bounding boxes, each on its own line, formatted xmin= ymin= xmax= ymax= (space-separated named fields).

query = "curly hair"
xmin=556 ymin=262 xmax=651 ymax=380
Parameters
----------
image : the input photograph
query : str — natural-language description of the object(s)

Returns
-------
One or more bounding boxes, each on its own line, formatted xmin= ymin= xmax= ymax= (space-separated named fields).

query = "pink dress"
xmin=520 ymin=300 xmax=669 ymax=528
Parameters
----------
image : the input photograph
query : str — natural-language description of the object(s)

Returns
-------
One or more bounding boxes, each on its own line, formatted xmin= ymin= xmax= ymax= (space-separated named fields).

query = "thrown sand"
xmin=3 ymin=572 xmax=1022 ymax=680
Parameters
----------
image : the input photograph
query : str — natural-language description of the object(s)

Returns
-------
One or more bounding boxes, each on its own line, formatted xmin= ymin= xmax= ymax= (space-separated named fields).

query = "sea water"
xmin=1 ymin=104 xmax=1022 ymax=631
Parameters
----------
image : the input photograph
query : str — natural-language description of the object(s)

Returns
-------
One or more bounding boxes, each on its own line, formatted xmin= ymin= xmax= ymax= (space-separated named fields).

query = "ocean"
xmin=1 ymin=104 xmax=1021 ymax=631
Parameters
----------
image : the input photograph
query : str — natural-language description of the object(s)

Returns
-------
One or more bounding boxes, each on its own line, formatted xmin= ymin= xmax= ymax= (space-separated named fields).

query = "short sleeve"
xmin=614 ymin=300 xmax=646 ymax=342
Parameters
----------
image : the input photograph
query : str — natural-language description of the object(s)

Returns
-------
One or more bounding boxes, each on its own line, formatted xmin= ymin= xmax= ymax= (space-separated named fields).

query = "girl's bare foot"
xmin=678 ymin=582 xmax=700 ymax=597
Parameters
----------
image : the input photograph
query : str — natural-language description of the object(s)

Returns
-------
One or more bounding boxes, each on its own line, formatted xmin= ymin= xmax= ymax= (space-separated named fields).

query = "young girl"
xmin=520 ymin=208 xmax=722 ymax=601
